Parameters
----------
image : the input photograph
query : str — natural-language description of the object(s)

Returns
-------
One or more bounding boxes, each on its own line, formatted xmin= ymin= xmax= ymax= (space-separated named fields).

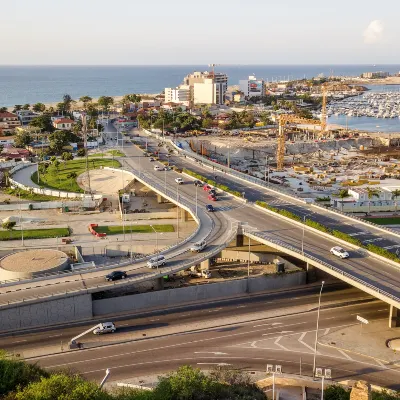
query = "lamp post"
xmin=19 ymin=191 xmax=24 ymax=247
xmin=265 ymin=155 xmax=270 ymax=185
xmin=195 ymin=183 xmax=198 ymax=217
xmin=301 ymin=212 xmax=313 ymax=256
xmin=313 ymin=280 xmax=325 ymax=377
xmin=122 ymin=209 xmax=126 ymax=242
xmin=150 ymin=225 xmax=158 ymax=253
xmin=176 ymin=183 xmax=180 ymax=239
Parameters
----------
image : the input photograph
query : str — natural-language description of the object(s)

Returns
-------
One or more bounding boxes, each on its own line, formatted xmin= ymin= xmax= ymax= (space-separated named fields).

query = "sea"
xmin=1 ymin=64 xmax=400 ymax=132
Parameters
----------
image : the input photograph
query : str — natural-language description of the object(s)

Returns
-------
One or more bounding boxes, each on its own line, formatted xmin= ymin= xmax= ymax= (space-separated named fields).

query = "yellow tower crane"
xmin=276 ymin=114 xmax=321 ymax=171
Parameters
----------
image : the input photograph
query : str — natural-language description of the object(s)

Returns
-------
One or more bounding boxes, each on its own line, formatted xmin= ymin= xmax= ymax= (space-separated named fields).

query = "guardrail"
xmin=142 ymin=130 xmax=400 ymax=240
xmin=244 ymin=230 xmax=400 ymax=305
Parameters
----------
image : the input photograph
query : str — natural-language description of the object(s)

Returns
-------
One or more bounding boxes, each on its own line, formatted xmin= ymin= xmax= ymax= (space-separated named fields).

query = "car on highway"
xmin=190 ymin=240 xmax=207 ymax=252
xmin=149 ymin=157 xmax=155 ymax=161
xmin=206 ymin=204 xmax=214 ymax=212
xmin=209 ymin=189 xmax=217 ymax=196
xmin=154 ymin=165 xmax=163 ymax=171
xmin=208 ymin=194 xmax=217 ymax=201
xmin=93 ymin=322 xmax=116 ymax=335
xmin=203 ymin=184 xmax=212 ymax=191
xmin=105 ymin=271 xmax=127 ymax=281
xmin=193 ymin=180 xmax=203 ymax=187
xmin=330 ymin=246 xmax=350 ymax=259
xmin=147 ymin=254 xmax=166 ymax=268
xmin=175 ymin=177 xmax=184 ymax=184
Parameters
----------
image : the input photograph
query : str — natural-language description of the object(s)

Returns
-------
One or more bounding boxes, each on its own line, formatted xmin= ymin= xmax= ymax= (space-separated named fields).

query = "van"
xmin=190 ymin=240 xmax=206 ymax=252
xmin=147 ymin=255 xmax=166 ymax=269
xmin=93 ymin=322 xmax=116 ymax=335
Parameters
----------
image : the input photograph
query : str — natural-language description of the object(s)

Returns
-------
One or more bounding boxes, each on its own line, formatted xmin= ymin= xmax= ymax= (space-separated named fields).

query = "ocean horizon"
xmin=1 ymin=64 xmax=400 ymax=108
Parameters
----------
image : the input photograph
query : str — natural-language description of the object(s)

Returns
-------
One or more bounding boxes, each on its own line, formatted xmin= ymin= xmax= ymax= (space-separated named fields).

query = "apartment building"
xmin=164 ymin=85 xmax=190 ymax=106
xmin=239 ymin=75 xmax=265 ymax=98
xmin=185 ymin=71 xmax=228 ymax=105
xmin=0 ymin=112 xmax=21 ymax=134
xmin=16 ymin=110 xmax=40 ymax=125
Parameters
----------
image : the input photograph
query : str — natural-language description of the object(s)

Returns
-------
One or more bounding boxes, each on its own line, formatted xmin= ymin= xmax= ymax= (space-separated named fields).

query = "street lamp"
xmin=313 ymin=280 xmax=325 ymax=377
xmin=176 ymin=183 xmax=180 ymax=239
xmin=150 ymin=225 xmax=159 ymax=253
xmin=265 ymin=155 xmax=270 ymax=186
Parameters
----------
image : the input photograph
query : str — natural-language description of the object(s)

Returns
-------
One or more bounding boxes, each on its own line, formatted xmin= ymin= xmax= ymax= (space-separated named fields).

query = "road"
xmin=5 ymin=285 xmax=399 ymax=389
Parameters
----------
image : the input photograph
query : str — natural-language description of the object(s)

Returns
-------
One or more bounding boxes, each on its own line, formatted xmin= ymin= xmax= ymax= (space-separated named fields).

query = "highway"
xmin=1 ymin=122 xmax=400 ymax=309
xmin=4 ymin=285 xmax=399 ymax=389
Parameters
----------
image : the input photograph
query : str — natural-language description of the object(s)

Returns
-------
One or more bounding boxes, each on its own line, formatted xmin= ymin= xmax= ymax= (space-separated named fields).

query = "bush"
xmin=77 ymin=148 xmax=86 ymax=157
xmin=316 ymin=196 xmax=331 ymax=202
xmin=365 ymin=244 xmax=400 ymax=262
xmin=331 ymin=230 xmax=363 ymax=247
xmin=305 ymin=219 xmax=331 ymax=233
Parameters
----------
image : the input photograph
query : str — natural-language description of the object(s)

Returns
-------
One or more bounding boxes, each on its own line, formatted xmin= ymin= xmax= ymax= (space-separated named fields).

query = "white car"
xmin=175 ymin=177 xmax=184 ymax=184
xmin=190 ymin=240 xmax=206 ymax=252
xmin=330 ymin=246 xmax=349 ymax=259
xmin=154 ymin=165 xmax=163 ymax=171
xmin=93 ymin=322 xmax=116 ymax=334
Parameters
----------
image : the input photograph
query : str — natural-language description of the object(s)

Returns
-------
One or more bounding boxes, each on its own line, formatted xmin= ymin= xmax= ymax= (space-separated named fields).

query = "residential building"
xmin=53 ymin=118 xmax=75 ymax=130
xmin=182 ymin=71 xmax=228 ymax=105
xmin=164 ymin=85 xmax=190 ymax=106
xmin=0 ymin=135 xmax=15 ymax=146
xmin=1 ymin=146 xmax=30 ymax=159
xmin=16 ymin=110 xmax=40 ymax=125
xmin=0 ymin=112 xmax=21 ymax=134
xmin=239 ymin=75 xmax=265 ymax=98
xmin=361 ymin=71 xmax=390 ymax=79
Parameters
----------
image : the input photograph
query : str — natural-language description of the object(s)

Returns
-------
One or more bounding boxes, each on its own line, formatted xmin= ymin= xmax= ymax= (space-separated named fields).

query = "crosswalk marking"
xmin=298 ymin=332 xmax=315 ymax=352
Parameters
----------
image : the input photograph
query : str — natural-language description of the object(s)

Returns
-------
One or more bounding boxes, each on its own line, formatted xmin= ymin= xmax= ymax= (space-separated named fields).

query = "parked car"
xmin=193 ymin=180 xmax=203 ymax=187
xmin=330 ymin=246 xmax=349 ymax=259
xmin=175 ymin=177 xmax=184 ymax=184
xmin=190 ymin=270 xmax=211 ymax=279
xmin=209 ymin=189 xmax=217 ymax=196
xmin=190 ymin=240 xmax=206 ymax=252
xmin=147 ymin=255 xmax=166 ymax=268
xmin=93 ymin=322 xmax=116 ymax=334
xmin=206 ymin=204 xmax=215 ymax=212
xmin=149 ymin=157 xmax=155 ymax=161
xmin=208 ymin=194 xmax=217 ymax=201
xmin=105 ymin=271 xmax=127 ymax=281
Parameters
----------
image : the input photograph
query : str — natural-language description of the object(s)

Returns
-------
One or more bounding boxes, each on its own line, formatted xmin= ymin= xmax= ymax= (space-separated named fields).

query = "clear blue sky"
xmin=1 ymin=0 xmax=397 ymax=65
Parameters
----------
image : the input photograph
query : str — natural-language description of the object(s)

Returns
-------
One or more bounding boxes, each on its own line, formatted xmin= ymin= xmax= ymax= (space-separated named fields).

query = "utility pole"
xmin=313 ymin=281 xmax=325 ymax=377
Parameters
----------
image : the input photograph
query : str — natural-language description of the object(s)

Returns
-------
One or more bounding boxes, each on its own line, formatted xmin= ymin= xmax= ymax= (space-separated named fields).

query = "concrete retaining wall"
xmin=0 ymin=200 xmax=97 ymax=211
xmin=92 ymin=272 xmax=306 ymax=316
xmin=0 ymin=294 xmax=93 ymax=332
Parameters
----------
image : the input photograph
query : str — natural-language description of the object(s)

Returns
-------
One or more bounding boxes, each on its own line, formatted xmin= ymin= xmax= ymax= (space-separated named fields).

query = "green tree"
xmin=14 ymin=131 xmax=32 ymax=148
xmin=392 ymin=189 xmax=400 ymax=214
xmin=56 ymin=102 xmax=66 ymax=113
xmin=98 ymin=96 xmax=114 ymax=112
xmin=61 ymin=152 xmax=73 ymax=161
xmin=48 ymin=130 xmax=78 ymax=155
xmin=0 ymin=107 xmax=8 ymax=113
xmin=63 ymin=94 xmax=75 ymax=112
xmin=2 ymin=220 xmax=16 ymax=240
xmin=32 ymin=103 xmax=46 ymax=113
xmin=22 ymin=104 xmax=30 ymax=110
xmin=324 ymin=385 xmax=350 ymax=400
xmin=373 ymin=389 xmax=400 ymax=400
xmin=77 ymin=148 xmax=86 ymax=157
xmin=337 ymin=189 xmax=349 ymax=212
xmin=29 ymin=115 xmax=53 ymax=132
xmin=13 ymin=105 xmax=22 ymax=113
xmin=202 ymin=118 xmax=213 ymax=129
xmin=13 ymin=373 xmax=111 ymax=400
xmin=0 ymin=352 xmax=48 ymax=397
xmin=79 ymin=96 xmax=92 ymax=110
xmin=366 ymin=186 xmax=380 ymax=214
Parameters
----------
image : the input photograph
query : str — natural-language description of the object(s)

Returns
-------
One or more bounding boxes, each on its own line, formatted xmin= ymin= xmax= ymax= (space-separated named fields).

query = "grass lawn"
xmin=88 ymin=150 xmax=125 ymax=158
xmin=3 ymin=188 xmax=61 ymax=202
xmin=31 ymin=158 xmax=121 ymax=193
xmin=365 ymin=217 xmax=400 ymax=225
xmin=95 ymin=224 xmax=175 ymax=235
xmin=0 ymin=228 xmax=70 ymax=241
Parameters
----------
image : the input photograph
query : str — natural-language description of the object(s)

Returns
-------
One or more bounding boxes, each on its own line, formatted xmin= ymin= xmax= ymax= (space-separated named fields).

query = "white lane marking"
xmin=338 ymin=349 xmax=353 ymax=360
xmin=150 ymin=319 xmax=160 ymax=322
xmin=12 ymin=340 xmax=27 ymax=343
xmin=194 ymin=352 xmax=228 ymax=355
xmin=274 ymin=336 xmax=288 ymax=351
xmin=383 ymin=245 xmax=400 ymax=250
xmin=363 ymin=238 xmax=383 ymax=243
xmin=197 ymin=363 xmax=231 ymax=366
xmin=254 ymin=322 xmax=284 ymax=328
xmin=377 ymin=309 xmax=388 ymax=312
xmin=180 ymin=314 xmax=191 ymax=317
xmin=236 ymin=306 xmax=246 ymax=309
xmin=48 ymin=334 xmax=62 ymax=338
xmin=348 ymin=232 xmax=367 ymax=237
xmin=324 ymin=328 xmax=330 ymax=335
xmin=298 ymin=332 xmax=316 ymax=352
xmin=376 ymin=359 xmax=386 ymax=367
xmin=118 ymin=323 xmax=131 ymax=327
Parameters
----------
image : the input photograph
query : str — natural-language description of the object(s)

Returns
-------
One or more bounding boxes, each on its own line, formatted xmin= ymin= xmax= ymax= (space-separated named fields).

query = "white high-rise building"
xmin=164 ymin=85 xmax=190 ymax=106
xmin=239 ymin=75 xmax=265 ymax=98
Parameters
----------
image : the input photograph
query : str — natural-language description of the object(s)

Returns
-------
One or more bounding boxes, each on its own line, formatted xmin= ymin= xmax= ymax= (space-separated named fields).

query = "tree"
xmin=13 ymin=373 xmax=111 ymax=400
xmin=324 ymin=385 xmax=350 ymax=400
xmin=202 ymin=118 xmax=213 ymax=129
xmin=79 ymin=96 xmax=92 ymax=110
xmin=2 ymin=220 xmax=16 ymax=239
xmin=14 ymin=131 xmax=32 ymax=148
xmin=32 ymin=103 xmax=46 ymax=113
xmin=13 ymin=105 xmax=22 ymax=113
xmin=29 ymin=115 xmax=53 ymax=132
xmin=373 ymin=389 xmax=400 ymax=400
xmin=0 ymin=107 xmax=8 ymax=113
xmin=97 ymin=96 xmax=114 ymax=112
xmin=337 ymin=189 xmax=350 ymax=212
xmin=22 ymin=104 xmax=30 ymax=110
xmin=366 ymin=187 xmax=380 ymax=214
xmin=56 ymin=102 xmax=66 ymax=113
xmin=62 ymin=94 xmax=75 ymax=112
xmin=48 ymin=130 xmax=79 ymax=155
xmin=77 ymin=148 xmax=86 ymax=157
xmin=392 ymin=189 xmax=400 ymax=214
xmin=61 ymin=152 xmax=73 ymax=161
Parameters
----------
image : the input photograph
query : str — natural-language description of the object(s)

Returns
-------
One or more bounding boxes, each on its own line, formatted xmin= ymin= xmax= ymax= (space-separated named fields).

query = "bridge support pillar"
xmin=235 ymin=234 xmax=244 ymax=247
xmin=155 ymin=277 xmax=164 ymax=291
xmin=157 ymin=194 xmax=164 ymax=204
xmin=389 ymin=305 xmax=400 ymax=328
xmin=180 ymin=209 xmax=189 ymax=222
xmin=200 ymin=259 xmax=210 ymax=270
xmin=306 ymin=262 xmax=317 ymax=283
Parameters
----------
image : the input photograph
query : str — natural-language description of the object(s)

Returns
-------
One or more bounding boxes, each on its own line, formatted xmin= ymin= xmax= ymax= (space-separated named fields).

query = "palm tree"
xmin=392 ymin=189 xmax=400 ymax=214
xmin=337 ymin=189 xmax=349 ymax=212
xmin=79 ymin=96 xmax=92 ymax=111
xmin=366 ymin=187 xmax=380 ymax=214
xmin=67 ymin=172 xmax=78 ymax=190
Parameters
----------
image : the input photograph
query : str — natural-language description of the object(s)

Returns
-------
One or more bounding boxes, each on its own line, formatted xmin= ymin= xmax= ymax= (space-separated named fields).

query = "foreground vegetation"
xmin=32 ymin=158 xmax=121 ymax=193
xmin=365 ymin=217 xmax=400 ymax=226
xmin=95 ymin=224 xmax=174 ymax=235
xmin=0 ymin=227 xmax=70 ymax=241
xmin=3 ymin=188 xmax=61 ymax=202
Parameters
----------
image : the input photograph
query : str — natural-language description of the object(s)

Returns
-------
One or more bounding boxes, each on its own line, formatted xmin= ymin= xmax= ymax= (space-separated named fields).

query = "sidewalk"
xmin=319 ymin=319 xmax=400 ymax=365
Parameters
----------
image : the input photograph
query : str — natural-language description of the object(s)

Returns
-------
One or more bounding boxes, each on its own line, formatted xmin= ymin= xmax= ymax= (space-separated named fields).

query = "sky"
xmin=0 ymin=0 xmax=398 ymax=65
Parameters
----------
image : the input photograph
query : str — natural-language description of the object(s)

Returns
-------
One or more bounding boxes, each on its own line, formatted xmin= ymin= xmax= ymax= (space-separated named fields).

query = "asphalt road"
xmin=7 ymin=285 xmax=398 ymax=389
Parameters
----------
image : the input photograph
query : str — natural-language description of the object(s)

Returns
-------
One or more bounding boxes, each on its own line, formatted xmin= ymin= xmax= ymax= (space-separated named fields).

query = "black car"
xmin=206 ymin=204 xmax=214 ymax=212
xmin=209 ymin=189 xmax=217 ymax=196
xmin=105 ymin=271 xmax=127 ymax=281
xmin=193 ymin=180 xmax=203 ymax=187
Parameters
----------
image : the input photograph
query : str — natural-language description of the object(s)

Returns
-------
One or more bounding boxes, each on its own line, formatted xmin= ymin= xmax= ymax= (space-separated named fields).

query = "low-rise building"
xmin=361 ymin=71 xmax=390 ymax=79
xmin=0 ymin=135 xmax=15 ymax=146
xmin=53 ymin=118 xmax=75 ymax=130
xmin=0 ymin=112 xmax=21 ymax=134
xmin=1 ymin=146 xmax=30 ymax=159
xmin=16 ymin=110 xmax=40 ymax=125
xmin=164 ymin=86 xmax=190 ymax=107
xmin=239 ymin=75 xmax=265 ymax=98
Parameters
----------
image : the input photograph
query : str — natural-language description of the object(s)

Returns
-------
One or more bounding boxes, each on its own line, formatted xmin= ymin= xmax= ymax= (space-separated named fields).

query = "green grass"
xmin=95 ymin=224 xmax=175 ymax=235
xmin=31 ymin=158 xmax=121 ymax=193
xmin=365 ymin=217 xmax=400 ymax=225
xmin=0 ymin=228 xmax=70 ymax=241
xmin=3 ymin=188 xmax=61 ymax=202
xmin=88 ymin=150 xmax=125 ymax=158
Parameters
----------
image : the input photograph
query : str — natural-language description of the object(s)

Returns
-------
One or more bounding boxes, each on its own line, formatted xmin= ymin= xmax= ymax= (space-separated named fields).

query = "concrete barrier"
xmin=92 ymin=272 xmax=306 ymax=316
